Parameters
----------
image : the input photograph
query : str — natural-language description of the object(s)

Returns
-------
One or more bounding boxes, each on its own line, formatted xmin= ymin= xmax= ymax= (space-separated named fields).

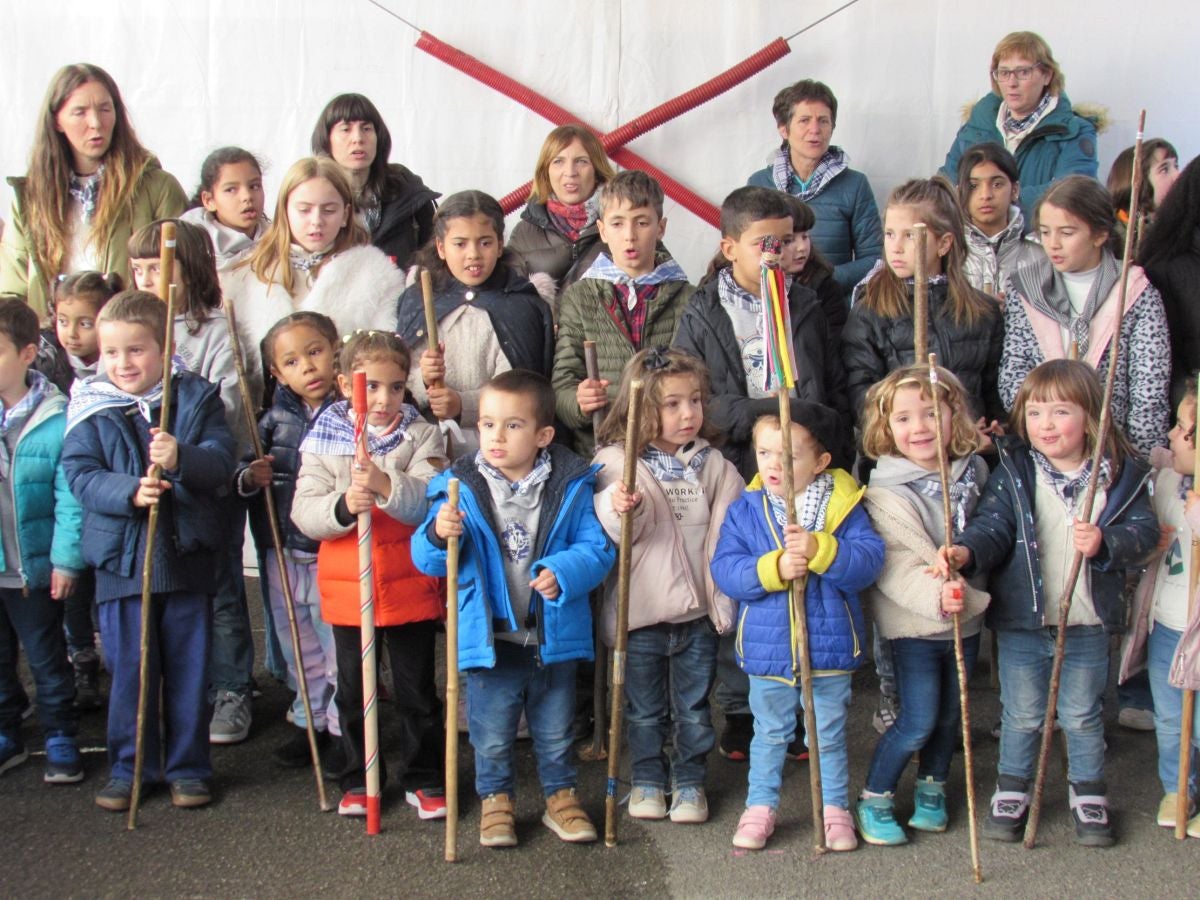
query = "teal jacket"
xmin=940 ymin=92 xmax=1098 ymax=226
xmin=0 ymin=387 xmax=84 ymax=587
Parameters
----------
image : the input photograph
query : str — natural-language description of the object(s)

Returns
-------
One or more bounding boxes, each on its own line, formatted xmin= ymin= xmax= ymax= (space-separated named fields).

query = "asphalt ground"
xmin=2 ymin=577 xmax=1197 ymax=899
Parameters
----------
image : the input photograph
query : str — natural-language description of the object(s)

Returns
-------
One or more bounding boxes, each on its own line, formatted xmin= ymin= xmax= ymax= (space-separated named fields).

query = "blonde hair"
xmin=242 ymin=157 xmax=366 ymax=296
xmin=596 ymin=348 xmax=720 ymax=452
xmin=861 ymin=364 xmax=980 ymax=461
xmin=528 ymin=125 xmax=615 ymax=205
xmin=990 ymin=31 xmax=1064 ymax=97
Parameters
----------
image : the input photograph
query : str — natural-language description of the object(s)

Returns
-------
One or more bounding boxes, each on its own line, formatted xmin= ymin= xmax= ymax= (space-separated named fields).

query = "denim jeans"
xmin=0 ymin=586 xmax=77 ymax=739
xmin=1147 ymin=622 xmax=1200 ymax=796
xmin=208 ymin=502 xmax=254 ymax=698
xmin=624 ymin=618 xmax=717 ymax=790
xmin=467 ymin=641 xmax=577 ymax=798
xmin=61 ymin=568 xmax=97 ymax=656
xmin=865 ymin=634 xmax=979 ymax=793
xmin=747 ymin=673 xmax=852 ymax=809
xmin=997 ymin=626 xmax=1108 ymax=784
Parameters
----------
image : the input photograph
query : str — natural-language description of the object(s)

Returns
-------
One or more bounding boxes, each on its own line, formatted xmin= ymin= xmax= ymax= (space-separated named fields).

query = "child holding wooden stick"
xmin=62 ymin=290 xmax=235 ymax=811
xmin=856 ymin=365 xmax=990 ymax=845
xmin=711 ymin=402 xmax=884 ymax=852
xmin=291 ymin=330 xmax=447 ymax=819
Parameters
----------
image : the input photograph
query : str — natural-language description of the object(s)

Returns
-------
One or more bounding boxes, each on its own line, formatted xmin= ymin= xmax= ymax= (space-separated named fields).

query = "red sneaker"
xmin=338 ymin=788 xmax=368 ymax=817
xmin=406 ymin=788 xmax=448 ymax=820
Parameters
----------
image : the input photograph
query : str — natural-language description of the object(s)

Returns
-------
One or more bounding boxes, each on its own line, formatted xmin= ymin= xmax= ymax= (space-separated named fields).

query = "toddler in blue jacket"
xmin=711 ymin=401 xmax=883 ymax=852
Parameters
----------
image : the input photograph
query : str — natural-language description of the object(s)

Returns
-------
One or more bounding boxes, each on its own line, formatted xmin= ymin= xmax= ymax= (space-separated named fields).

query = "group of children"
xmin=1 ymin=112 xmax=1197 ymax=858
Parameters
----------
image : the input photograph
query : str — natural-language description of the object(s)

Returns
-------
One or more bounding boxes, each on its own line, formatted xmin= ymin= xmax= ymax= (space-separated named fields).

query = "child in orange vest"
xmin=291 ymin=330 xmax=448 ymax=819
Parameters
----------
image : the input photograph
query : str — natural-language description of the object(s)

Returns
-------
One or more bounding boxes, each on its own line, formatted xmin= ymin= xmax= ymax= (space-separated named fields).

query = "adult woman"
xmin=747 ymin=79 xmax=882 ymax=297
xmin=508 ymin=124 xmax=616 ymax=297
xmin=0 ymin=64 xmax=187 ymax=316
xmin=940 ymin=31 xmax=1098 ymax=227
xmin=311 ymin=93 xmax=439 ymax=269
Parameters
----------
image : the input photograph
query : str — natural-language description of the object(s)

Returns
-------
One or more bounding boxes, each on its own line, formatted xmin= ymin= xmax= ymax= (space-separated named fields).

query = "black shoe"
xmin=719 ymin=713 xmax=753 ymax=761
xmin=273 ymin=727 xmax=329 ymax=768
xmin=1070 ymin=781 xmax=1114 ymax=847
xmin=786 ymin=715 xmax=808 ymax=761
xmin=983 ymin=775 xmax=1030 ymax=842
xmin=322 ymin=738 xmax=348 ymax=781
xmin=72 ymin=649 xmax=103 ymax=711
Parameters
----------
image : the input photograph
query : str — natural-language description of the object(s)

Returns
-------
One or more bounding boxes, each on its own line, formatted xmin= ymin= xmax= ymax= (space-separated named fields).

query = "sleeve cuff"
xmin=808 ymin=532 xmax=838 ymax=575
xmin=757 ymin=551 xmax=788 ymax=593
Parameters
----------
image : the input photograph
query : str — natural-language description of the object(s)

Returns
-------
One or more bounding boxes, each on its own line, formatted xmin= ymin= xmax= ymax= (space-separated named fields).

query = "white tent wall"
xmin=1 ymin=0 xmax=1195 ymax=281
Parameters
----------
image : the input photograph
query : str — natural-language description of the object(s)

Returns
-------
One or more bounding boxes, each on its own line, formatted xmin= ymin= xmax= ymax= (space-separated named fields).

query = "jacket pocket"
xmin=844 ymin=600 xmax=861 ymax=659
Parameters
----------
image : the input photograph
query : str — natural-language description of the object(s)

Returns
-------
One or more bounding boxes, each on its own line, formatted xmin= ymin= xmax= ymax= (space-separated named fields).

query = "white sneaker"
xmin=628 ymin=785 xmax=667 ymax=819
xmin=210 ymin=691 xmax=252 ymax=744
xmin=1117 ymin=707 xmax=1155 ymax=731
xmin=670 ymin=786 xmax=709 ymax=824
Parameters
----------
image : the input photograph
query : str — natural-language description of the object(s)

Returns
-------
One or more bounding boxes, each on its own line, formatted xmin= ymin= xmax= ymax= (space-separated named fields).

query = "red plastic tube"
xmin=416 ymin=31 xmax=790 ymax=226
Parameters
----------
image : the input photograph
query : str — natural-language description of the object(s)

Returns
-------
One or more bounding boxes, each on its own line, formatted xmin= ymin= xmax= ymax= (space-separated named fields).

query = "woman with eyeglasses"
xmin=940 ymin=31 xmax=1099 ymax=228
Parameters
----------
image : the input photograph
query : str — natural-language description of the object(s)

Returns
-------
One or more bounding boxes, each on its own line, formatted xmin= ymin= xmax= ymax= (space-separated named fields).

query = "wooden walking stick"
xmin=444 ymin=478 xmax=462 ymax=861
xmin=128 ymin=224 xmax=177 ymax=830
xmin=1175 ymin=372 xmax=1200 ymax=839
xmin=581 ymin=339 xmax=609 ymax=763
xmin=223 ymin=301 xmax=332 ymax=812
xmin=928 ymin=355 xmax=983 ymax=883
xmin=604 ymin=379 xmax=643 ymax=847
xmin=912 ymin=224 xmax=929 ymax=360
xmin=1024 ymin=110 xmax=1147 ymax=848
xmin=352 ymin=371 xmax=383 ymax=834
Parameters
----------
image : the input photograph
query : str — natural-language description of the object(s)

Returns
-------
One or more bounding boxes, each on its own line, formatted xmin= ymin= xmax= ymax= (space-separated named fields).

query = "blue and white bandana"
xmin=65 ymin=358 xmax=186 ymax=435
xmin=771 ymin=146 xmax=848 ymax=201
xmin=767 ymin=471 xmax=834 ymax=532
xmin=1031 ymin=449 xmax=1112 ymax=511
xmin=641 ymin=440 xmax=712 ymax=485
xmin=1001 ymin=91 xmax=1055 ymax=140
xmin=580 ymin=254 xmax=689 ymax=292
xmin=289 ymin=245 xmax=328 ymax=274
xmin=912 ymin=460 xmax=981 ymax=536
xmin=68 ymin=168 xmax=103 ymax=222
xmin=299 ymin=400 xmax=419 ymax=457
xmin=476 ymin=448 xmax=552 ymax=496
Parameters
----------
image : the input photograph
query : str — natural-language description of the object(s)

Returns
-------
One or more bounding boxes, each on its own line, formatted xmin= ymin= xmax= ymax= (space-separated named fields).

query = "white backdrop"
xmin=1 ymin=0 xmax=1196 ymax=280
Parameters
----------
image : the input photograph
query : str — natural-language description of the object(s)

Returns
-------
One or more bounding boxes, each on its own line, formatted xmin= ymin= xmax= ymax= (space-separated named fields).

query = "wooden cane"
xmin=127 ymin=225 xmax=177 ymax=830
xmin=778 ymin=390 xmax=826 ymax=852
xmin=581 ymin=339 xmax=610 ymax=763
xmin=223 ymin=301 xmax=331 ymax=812
xmin=443 ymin=478 xmax=461 ymax=860
xmin=912 ymin=224 xmax=929 ymax=360
xmin=1024 ymin=110 xmax=1147 ymax=848
xmin=929 ymin=355 xmax=983 ymax=882
xmin=421 ymin=268 xmax=439 ymax=366
xmin=604 ymin=380 xmax=643 ymax=847
xmin=352 ymin=371 xmax=383 ymax=834
xmin=1175 ymin=372 xmax=1200 ymax=838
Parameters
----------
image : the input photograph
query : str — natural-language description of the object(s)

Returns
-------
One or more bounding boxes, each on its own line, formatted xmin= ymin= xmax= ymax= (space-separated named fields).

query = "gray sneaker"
xmin=210 ymin=690 xmax=251 ymax=744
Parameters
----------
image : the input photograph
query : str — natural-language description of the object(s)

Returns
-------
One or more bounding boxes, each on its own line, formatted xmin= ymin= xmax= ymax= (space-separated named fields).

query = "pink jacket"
xmin=592 ymin=443 xmax=744 ymax=645
xmin=1020 ymin=266 xmax=1150 ymax=366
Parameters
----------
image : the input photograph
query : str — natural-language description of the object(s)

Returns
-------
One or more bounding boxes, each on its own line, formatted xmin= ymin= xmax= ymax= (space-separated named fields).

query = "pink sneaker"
xmin=824 ymin=805 xmax=858 ymax=851
xmin=732 ymin=805 xmax=777 ymax=850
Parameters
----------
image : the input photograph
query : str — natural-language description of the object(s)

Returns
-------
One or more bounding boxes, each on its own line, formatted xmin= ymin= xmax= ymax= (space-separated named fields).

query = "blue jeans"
xmin=865 ymin=635 xmax=979 ymax=793
xmin=208 ymin=502 xmax=253 ymax=698
xmin=0 ymin=586 xmax=77 ymax=739
xmin=467 ymin=641 xmax=577 ymax=798
xmin=624 ymin=618 xmax=717 ymax=790
xmin=747 ymin=673 xmax=852 ymax=809
xmin=1147 ymin=623 xmax=1200 ymax=796
xmin=997 ymin=626 xmax=1108 ymax=784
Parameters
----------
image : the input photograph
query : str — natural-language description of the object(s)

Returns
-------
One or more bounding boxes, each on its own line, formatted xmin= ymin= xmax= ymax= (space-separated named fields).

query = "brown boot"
xmin=542 ymin=788 xmax=597 ymax=843
xmin=480 ymin=793 xmax=517 ymax=847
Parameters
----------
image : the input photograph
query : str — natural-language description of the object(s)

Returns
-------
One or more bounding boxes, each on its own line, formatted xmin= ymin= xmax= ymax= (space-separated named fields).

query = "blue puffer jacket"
xmin=957 ymin=436 xmax=1157 ymax=634
xmin=711 ymin=469 xmax=884 ymax=681
xmin=939 ymin=92 xmax=1099 ymax=227
xmin=62 ymin=372 xmax=235 ymax=602
xmin=411 ymin=443 xmax=615 ymax=669
xmin=0 ymin=387 xmax=83 ymax=587
xmin=748 ymin=163 xmax=883 ymax=296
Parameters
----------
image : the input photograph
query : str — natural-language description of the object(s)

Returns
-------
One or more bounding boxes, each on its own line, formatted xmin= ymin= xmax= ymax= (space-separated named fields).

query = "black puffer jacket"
xmin=372 ymin=164 xmax=439 ymax=269
xmin=673 ymin=278 xmax=851 ymax=478
xmin=508 ymin=201 xmax=604 ymax=296
xmin=1144 ymin=227 xmax=1200 ymax=407
xmin=841 ymin=281 xmax=1004 ymax=421
xmin=238 ymin=387 xmax=335 ymax=555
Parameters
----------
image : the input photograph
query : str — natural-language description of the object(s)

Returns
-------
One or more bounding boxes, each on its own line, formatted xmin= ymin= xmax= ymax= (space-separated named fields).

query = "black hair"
xmin=955 ymin=143 xmax=1021 ymax=212
xmin=188 ymin=146 xmax=264 ymax=208
xmin=127 ymin=219 xmax=222 ymax=334
xmin=1140 ymin=155 xmax=1200 ymax=270
xmin=409 ymin=190 xmax=510 ymax=291
xmin=52 ymin=270 xmax=123 ymax=313
xmin=719 ymin=186 xmax=794 ymax=240
xmin=259 ymin=311 xmax=340 ymax=411
xmin=0 ymin=297 xmax=41 ymax=350
xmin=310 ymin=93 xmax=393 ymax=199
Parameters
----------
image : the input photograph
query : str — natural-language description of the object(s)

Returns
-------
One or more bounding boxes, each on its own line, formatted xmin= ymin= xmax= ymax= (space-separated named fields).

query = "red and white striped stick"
xmin=353 ymin=371 xmax=382 ymax=834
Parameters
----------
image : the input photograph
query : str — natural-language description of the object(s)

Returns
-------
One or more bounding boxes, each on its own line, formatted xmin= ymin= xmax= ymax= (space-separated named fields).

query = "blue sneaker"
xmin=855 ymin=795 xmax=908 ymax=845
xmin=44 ymin=733 xmax=84 ymax=784
xmin=909 ymin=778 xmax=948 ymax=832
xmin=0 ymin=734 xmax=29 ymax=776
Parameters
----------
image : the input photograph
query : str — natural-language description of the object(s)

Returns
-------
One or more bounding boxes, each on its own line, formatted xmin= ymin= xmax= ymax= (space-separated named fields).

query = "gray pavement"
xmin=2 ymin=578 xmax=1197 ymax=898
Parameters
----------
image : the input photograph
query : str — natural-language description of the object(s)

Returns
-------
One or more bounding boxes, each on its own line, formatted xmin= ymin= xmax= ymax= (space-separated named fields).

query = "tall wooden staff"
xmin=1176 ymin=371 xmax=1200 ymax=838
xmin=928 ymin=355 xmax=983 ymax=883
xmin=604 ymin=380 xmax=643 ymax=847
xmin=582 ymin=339 xmax=609 ymax=762
xmin=444 ymin=478 xmax=462 ymax=860
xmin=223 ymin=301 xmax=331 ymax=811
xmin=352 ymin=371 xmax=383 ymax=834
xmin=128 ymin=224 xmax=177 ymax=830
xmin=1024 ymin=110 xmax=1147 ymax=848
xmin=912 ymin=224 xmax=929 ymax=359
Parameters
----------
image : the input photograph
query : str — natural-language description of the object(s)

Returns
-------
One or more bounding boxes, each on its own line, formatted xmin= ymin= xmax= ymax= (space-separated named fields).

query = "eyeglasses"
xmin=992 ymin=65 xmax=1043 ymax=83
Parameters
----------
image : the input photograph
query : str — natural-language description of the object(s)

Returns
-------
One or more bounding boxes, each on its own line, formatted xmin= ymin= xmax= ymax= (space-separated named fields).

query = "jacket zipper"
xmin=999 ymin=451 xmax=1040 ymax=619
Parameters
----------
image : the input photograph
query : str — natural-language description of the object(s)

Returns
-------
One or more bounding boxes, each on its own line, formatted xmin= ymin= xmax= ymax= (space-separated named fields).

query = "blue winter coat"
xmin=957 ymin=436 xmax=1157 ymax=634
xmin=710 ymin=469 xmax=884 ymax=680
xmin=61 ymin=372 xmax=235 ymax=601
xmin=939 ymin=92 xmax=1099 ymax=227
xmin=0 ymin=388 xmax=84 ymax=588
xmin=747 ymin=164 xmax=883 ymax=296
xmin=411 ymin=443 xmax=615 ymax=669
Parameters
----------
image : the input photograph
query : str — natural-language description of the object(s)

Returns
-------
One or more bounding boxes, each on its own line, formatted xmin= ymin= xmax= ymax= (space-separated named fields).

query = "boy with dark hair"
xmin=413 ymin=370 xmax=615 ymax=847
xmin=62 ymin=290 xmax=235 ymax=811
xmin=0 ymin=298 xmax=85 ymax=783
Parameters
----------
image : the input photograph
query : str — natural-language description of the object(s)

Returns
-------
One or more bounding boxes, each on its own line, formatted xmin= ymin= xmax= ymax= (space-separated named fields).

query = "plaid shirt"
xmin=581 ymin=254 xmax=689 ymax=349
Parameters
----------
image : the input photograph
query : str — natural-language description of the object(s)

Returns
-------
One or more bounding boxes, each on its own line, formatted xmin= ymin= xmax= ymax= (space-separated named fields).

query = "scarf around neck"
xmin=1001 ymin=92 xmax=1057 ymax=141
xmin=65 ymin=359 xmax=185 ymax=435
xmin=1010 ymin=250 xmax=1120 ymax=357
xmin=546 ymin=193 xmax=600 ymax=242
xmin=289 ymin=245 xmax=328 ymax=274
xmin=299 ymin=400 xmax=419 ymax=458
xmin=771 ymin=146 xmax=847 ymax=201
xmin=1031 ymin=448 xmax=1112 ymax=511
xmin=69 ymin=167 xmax=103 ymax=223
xmin=641 ymin=438 xmax=712 ymax=485
xmin=477 ymin=448 xmax=552 ymax=497
xmin=767 ymin=471 xmax=834 ymax=533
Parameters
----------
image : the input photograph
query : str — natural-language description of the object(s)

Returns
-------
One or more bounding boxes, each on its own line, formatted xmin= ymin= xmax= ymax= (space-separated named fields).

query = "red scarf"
xmin=546 ymin=197 xmax=589 ymax=241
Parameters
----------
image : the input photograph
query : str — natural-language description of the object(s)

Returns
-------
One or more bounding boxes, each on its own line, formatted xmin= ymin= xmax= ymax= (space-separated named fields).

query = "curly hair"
xmin=861 ymin=364 xmax=980 ymax=461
